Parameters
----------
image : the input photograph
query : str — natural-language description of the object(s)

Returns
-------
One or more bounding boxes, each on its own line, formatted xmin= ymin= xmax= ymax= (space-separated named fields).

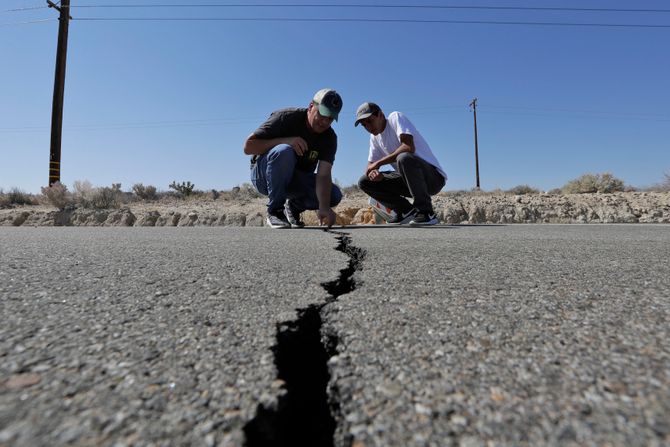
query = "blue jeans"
xmin=250 ymin=144 xmax=342 ymax=213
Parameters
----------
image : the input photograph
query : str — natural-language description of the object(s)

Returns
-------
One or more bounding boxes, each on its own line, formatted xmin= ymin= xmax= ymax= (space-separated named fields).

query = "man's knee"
xmin=358 ymin=174 xmax=373 ymax=192
xmin=267 ymin=144 xmax=297 ymax=165
xmin=396 ymin=152 xmax=418 ymax=167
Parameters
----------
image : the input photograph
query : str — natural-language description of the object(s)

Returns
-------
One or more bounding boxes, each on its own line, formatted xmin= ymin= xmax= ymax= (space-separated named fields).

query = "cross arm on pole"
xmin=47 ymin=1 xmax=72 ymax=19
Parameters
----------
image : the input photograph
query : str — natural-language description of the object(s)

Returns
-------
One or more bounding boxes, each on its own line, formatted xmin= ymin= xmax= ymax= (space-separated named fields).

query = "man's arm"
xmin=243 ymin=134 xmax=308 ymax=156
xmin=366 ymin=133 xmax=415 ymax=176
xmin=315 ymin=160 xmax=337 ymax=227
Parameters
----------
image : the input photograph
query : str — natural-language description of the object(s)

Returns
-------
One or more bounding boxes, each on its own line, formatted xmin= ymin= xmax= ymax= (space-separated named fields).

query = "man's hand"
xmin=287 ymin=137 xmax=308 ymax=156
xmin=317 ymin=208 xmax=337 ymax=228
xmin=367 ymin=169 xmax=383 ymax=182
xmin=366 ymin=161 xmax=381 ymax=173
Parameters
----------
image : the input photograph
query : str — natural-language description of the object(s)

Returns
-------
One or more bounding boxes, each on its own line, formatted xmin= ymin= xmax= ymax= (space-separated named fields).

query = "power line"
xmin=3 ymin=6 xmax=49 ymax=12
xmin=72 ymin=17 xmax=670 ymax=28
xmin=0 ymin=18 xmax=56 ymax=26
xmin=3 ymin=104 xmax=669 ymax=133
xmin=60 ymin=4 xmax=670 ymax=14
xmin=8 ymin=3 xmax=670 ymax=14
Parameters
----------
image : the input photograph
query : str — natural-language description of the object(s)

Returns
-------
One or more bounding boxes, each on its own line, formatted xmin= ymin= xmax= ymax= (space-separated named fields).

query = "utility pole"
xmin=47 ymin=0 xmax=71 ymax=186
xmin=469 ymin=98 xmax=480 ymax=190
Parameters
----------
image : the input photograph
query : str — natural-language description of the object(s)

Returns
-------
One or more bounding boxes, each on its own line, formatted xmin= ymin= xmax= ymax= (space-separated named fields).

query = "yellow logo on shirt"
xmin=307 ymin=150 xmax=318 ymax=161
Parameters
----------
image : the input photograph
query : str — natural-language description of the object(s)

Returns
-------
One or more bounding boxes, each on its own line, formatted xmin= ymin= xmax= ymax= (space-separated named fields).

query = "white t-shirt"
xmin=368 ymin=111 xmax=447 ymax=180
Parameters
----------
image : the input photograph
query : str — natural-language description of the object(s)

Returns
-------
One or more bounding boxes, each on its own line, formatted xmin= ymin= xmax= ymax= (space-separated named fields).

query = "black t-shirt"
xmin=252 ymin=108 xmax=337 ymax=172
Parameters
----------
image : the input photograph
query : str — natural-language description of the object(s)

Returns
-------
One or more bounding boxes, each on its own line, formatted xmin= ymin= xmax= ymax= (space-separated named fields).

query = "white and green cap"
xmin=312 ymin=88 xmax=343 ymax=121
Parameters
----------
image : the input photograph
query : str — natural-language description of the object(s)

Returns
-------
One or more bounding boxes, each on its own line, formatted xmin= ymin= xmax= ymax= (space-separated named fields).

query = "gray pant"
xmin=358 ymin=152 xmax=445 ymax=213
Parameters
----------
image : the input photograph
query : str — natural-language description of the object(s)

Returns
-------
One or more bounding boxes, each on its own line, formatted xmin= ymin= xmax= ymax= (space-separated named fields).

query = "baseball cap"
xmin=354 ymin=102 xmax=381 ymax=126
xmin=312 ymin=88 xmax=343 ymax=121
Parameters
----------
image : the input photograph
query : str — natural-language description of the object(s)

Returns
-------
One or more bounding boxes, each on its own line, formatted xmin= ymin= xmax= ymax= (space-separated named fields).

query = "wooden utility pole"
xmin=48 ymin=0 xmax=71 ymax=186
xmin=469 ymin=98 xmax=480 ymax=190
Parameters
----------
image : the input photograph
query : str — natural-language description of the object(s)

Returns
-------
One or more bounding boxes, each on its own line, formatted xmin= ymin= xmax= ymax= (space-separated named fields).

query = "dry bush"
xmin=663 ymin=172 xmax=670 ymax=191
xmin=506 ymin=185 xmax=540 ymax=195
xmin=561 ymin=172 xmax=625 ymax=194
xmin=132 ymin=183 xmax=158 ymax=201
xmin=41 ymin=182 xmax=71 ymax=210
xmin=1 ymin=188 xmax=38 ymax=205
xmin=90 ymin=183 xmax=122 ymax=209
xmin=219 ymin=183 xmax=263 ymax=201
xmin=646 ymin=172 xmax=670 ymax=192
xmin=73 ymin=180 xmax=96 ymax=208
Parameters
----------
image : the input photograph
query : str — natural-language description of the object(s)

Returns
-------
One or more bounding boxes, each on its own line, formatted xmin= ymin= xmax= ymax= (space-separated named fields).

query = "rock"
xmin=441 ymin=204 xmax=467 ymax=224
xmin=246 ymin=213 xmax=264 ymax=227
xmin=105 ymin=209 xmax=136 ymax=226
xmin=137 ymin=211 xmax=160 ymax=227
xmin=11 ymin=211 xmax=30 ymax=226
xmin=156 ymin=212 xmax=181 ymax=227
xmin=178 ymin=212 xmax=199 ymax=227
xmin=222 ymin=213 xmax=246 ymax=227
xmin=5 ymin=373 xmax=41 ymax=389
xmin=352 ymin=208 xmax=376 ymax=225
xmin=2 ymin=191 xmax=669 ymax=226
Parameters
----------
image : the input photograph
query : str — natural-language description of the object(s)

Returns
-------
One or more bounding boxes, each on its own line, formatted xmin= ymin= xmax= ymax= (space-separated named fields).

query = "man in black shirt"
xmin=244 ymin=88 xmax=343 ymax=228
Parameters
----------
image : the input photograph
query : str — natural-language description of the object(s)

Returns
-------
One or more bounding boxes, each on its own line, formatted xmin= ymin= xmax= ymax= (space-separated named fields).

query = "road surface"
xmin=1 ymin=225 xmax=668 ymax=446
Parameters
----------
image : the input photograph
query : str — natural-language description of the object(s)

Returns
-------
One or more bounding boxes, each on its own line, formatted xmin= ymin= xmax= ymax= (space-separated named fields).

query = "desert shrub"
xmin=73 ymin=180 xmax=96 ymax=208
xmin=239 ymin=183 xmax=262 ymax=199
xmin=41 ymin=182 xmax=71 ymax=210
xmin=561 ymin=172 xmax=625 ymax=194
xmin=3 ymin=188 xmax=37 ymax=205
xmin=220 ymin=183 xmax=262 ymax=201
xmin=507 ymin=185 xmax=540 ymax=195
xmin=90 ymin=183 xmax=122 ymax=209
xmin=547 ymin=188 xmax=562 ymax=195
xmin=647 ymin=172 xmax=670 ymax=192
xmin=663 ymin=172 xmax=670 ymax=191
xmin=169 ymin=181 xmax=195 ymax=197
xmin=132 ymin=183 xmax=158 ymax=201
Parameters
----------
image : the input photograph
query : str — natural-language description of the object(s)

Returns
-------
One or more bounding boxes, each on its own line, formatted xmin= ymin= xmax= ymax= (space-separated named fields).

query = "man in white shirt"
xmin=355 ymin=102 xmax=447 ymax=225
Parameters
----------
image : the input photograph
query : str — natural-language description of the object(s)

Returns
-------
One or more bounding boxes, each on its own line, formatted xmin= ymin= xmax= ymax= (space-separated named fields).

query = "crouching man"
xmin=244 ymin=89 xmax=343 ymax=228
xmin=355 ymin=102 xmax=447 ymax=225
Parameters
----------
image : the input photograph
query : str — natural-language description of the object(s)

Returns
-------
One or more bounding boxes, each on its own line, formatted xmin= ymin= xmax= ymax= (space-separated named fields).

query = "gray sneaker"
xmin=409 ymin=210 xmax=438 ymax=226
xmin=387 ymin=208 xmax=417 ymax=225
xmin=266 ymin=209 xmax=291 ymax=229
xmin=284 ymin=202 xmax=305 ymax=228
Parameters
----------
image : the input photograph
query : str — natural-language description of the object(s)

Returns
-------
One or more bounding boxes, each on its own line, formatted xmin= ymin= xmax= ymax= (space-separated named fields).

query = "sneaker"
xmin=409 ymin=210 xmax=438 ymax=226
xmin=387 ymin=208 xmax=417 ymax=225
xmin=266 ymin=209 xmax=291 ymax=229
xmin=284 ymin=202 xmax=305 ymax=228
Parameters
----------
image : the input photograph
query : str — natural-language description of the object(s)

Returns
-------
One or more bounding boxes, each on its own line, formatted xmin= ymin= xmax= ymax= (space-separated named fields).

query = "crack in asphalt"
xmin=243 ymin=230 xmax=365 ymax=447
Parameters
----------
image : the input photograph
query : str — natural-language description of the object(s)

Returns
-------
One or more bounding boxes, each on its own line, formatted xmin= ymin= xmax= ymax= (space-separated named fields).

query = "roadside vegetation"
xmin=2 ymin=171 xmax=668 ymax=210
xmin=560 ymin=172 xmax=627 ymax=194
xmin=35 ymin=180 xmax=264 ymax=210
xmin=645 ymin=172 xmax=670 ymax=192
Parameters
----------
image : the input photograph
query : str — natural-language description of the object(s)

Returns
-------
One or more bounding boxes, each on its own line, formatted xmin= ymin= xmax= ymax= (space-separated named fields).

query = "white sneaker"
xmin=266 ymin=210 xmax=291 ymax=229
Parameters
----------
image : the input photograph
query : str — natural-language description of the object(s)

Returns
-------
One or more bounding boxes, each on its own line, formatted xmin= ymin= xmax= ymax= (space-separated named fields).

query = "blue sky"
xmin=2 ymin=0 xmax=669 ymax=194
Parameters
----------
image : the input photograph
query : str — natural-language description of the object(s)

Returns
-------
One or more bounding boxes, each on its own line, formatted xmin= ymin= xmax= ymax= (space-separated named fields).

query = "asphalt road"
xmin=1 ymin=225 xmax=669 ymax=447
